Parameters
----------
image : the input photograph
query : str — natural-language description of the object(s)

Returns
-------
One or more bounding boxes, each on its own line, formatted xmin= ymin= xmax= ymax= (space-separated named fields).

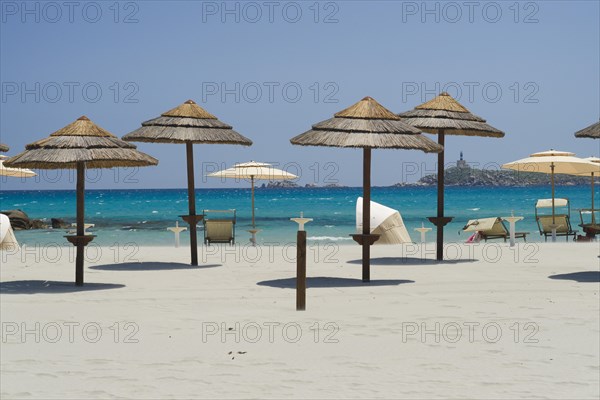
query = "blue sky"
xmin=1 ymin=0 xmax=599 ymax=190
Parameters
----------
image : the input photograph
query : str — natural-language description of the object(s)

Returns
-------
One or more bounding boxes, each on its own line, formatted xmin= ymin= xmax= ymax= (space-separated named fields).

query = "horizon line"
xmin=1 ymin=183 xmax=595 ymax=193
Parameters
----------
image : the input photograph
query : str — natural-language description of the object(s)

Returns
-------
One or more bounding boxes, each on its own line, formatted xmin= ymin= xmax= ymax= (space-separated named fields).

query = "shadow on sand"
xmin=90 ymin=262 xmax=221 ymax=271
xmin=257 ymin=276 xmax=414 ymax=289
xmin=346 ymin=257 xmax=478 ymax=266
xmin=548 ymin=271 xmax=600 ymax=283
xmin=0 ymin=280 xmax=125 ymax=294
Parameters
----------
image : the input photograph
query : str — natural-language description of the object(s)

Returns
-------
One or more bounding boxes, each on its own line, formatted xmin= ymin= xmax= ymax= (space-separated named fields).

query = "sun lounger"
xmin=536 ymin=215 xmax=578 ymax=241
xmin=203 ymin=209 xmax=236 ymax=245
xmin=578 ymin=208 xmax=600 ymax=238
xmin=462 ymin=217 xmax=528 ymax=242
xmin=67 ymin=223 xmax=95 ymax=235
xmin=535 ymin=198 xmax=577 ymax=241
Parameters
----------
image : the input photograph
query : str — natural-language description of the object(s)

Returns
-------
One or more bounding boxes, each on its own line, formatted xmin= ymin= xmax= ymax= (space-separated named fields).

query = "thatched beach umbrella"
xmin=0 ymin=144 xmax=9 ymax=152
xmin=574 ymin=121 xmax=600 ymax=139
xmin=123 ymin=100 xmax=252 ymax=265
xmin=399 ymin=92 xmax=504 ymax=261
xmin=5 ymin=116 xmax=158 ymax=285
xmin=291 ymin=97 xmax=442 ymax=281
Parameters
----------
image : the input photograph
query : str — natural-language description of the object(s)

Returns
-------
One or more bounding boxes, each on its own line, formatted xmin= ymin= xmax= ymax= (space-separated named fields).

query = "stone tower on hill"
xmin=457 ymin=151 xmax=468 ymax=168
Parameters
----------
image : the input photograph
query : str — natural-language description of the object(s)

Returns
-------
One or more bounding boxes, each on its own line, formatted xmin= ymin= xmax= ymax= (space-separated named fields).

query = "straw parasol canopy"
xmin=123 ymin=100 xmax=252 ymax=145
xmin=6 ymin=116 xmax=158 ymax=169
xmin=5 ymin=116 xmax=158 ymax=285
xmin=502 ymin=149 xmax=600 ymax=241
xmin=123 ymin=100 xmax=252 ymax=265
xmin=208 ymin=161 xmax=298 ymax=243
xmin=399 ymin=92 xmax=504 ymax=137
xmin=574 ymin=121 xmax=600 ymax=139
xmin=291 ymin=96 xmax=442 ymax=282
xmin=398 ymin=92 xmax=504 ymax=260
xmin=291 ymin=97 xmax=442 ymax=150
xmin=0 ymin=144 xmax=8 ymax=152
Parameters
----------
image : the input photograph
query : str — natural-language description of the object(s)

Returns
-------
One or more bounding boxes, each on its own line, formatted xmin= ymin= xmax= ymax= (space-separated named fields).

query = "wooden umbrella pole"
xmin=186 ymin=142 xmax=198 ymax=266
xmin=251 ymin=176 xmax=255 ymax=228
xmin=362 ymin=147 xmax=371 ymax=282
xmin=436 ymin=130 xmax=445 ymax=261
xmin=551 ymin=163 xmax=555 ymax=224
xmin=592 ymin=173 xmax=595 ymax=224
xmin=75 ymin=161 xmax=85 ymax=286
xmin=296 ymin=229 xmax=306 ymax=310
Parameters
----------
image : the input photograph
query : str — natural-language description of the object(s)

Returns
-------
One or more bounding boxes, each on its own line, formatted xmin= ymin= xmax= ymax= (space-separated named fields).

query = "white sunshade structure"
xmin=207 ymin=161 xmax=298 ymax=231
xmin=0 ymin=214 xmax=19 ymax=251
xmin=356 ymin=198 xmax=412 ymax=244
xmin=502 ymin=150 xmax=600 ymax=240
xmin=0 ymin=155 xmax=36 ymax=178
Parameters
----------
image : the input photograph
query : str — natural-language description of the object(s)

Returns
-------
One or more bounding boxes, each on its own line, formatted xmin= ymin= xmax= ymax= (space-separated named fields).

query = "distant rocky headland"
xmin=259 ymin=164 xmax=595 ymax=189
xmin=262 ymin=181 xmax=347 ymax=189
xmin=263 ymin=152 xmax=597 ymax=188
xmin=393 ymin=165 xmax=596 ymax=187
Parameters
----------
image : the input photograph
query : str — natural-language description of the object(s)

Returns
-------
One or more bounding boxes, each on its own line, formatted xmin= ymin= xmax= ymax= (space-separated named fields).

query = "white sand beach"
xmin=1 ymin=242 xmax=599 ymax=399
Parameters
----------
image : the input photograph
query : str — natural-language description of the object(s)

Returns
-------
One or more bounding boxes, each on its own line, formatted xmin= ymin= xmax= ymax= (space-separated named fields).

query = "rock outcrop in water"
xmin=1 ymin=209 xmax=32 ymax=230
xmin=1 ymin=209 xmax=51 ymax=230
xmin=2 ymin=210 xmax=27 ymax=230
xmin=51 ymin=218 xmax=69 ymax=229
xmin=31 ymin=219 xmax=48 ymax=229
xmin=394 ymin=166 xmax=596 ymax=187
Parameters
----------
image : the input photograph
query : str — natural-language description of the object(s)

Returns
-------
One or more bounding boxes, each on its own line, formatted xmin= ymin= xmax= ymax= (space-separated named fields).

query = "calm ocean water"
xmin=1 ymin=186 xmax=597 ymax=246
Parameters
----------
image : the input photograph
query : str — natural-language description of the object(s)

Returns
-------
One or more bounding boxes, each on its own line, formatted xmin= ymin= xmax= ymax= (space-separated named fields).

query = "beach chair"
xmin=203 ymin=209 xmax=236 ymax=245
xmin=535 ymin=199 xmax=577 ymax=241
xmin=67 ymin=223 xmax=95 ymax=235
xmin=462 ymin=217 xmax=528 ymax=242
xmin=578 ymin=208 xmax=600 ymax=238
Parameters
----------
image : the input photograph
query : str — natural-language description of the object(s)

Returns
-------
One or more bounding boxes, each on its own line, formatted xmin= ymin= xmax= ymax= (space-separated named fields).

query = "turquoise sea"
xmin=1 ymin=186 xmax=598 ymax=246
